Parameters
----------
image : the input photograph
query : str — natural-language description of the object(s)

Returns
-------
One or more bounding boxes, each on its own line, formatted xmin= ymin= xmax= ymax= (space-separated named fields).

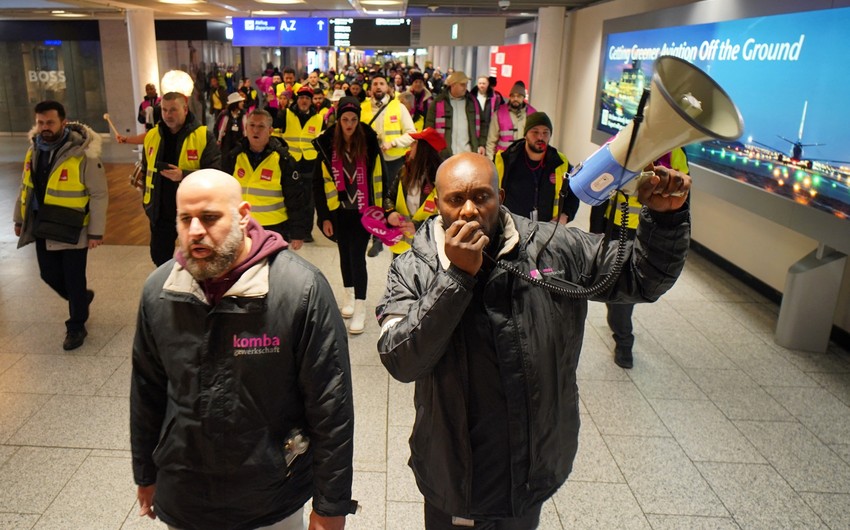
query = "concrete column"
xmin=476 ymin=46 xmax=492 ymax=78
xmin=531 ymin=6 xmax=568 ymax=136
xmin=126 ymin=8 xmax=160 ymax=135
xmin=99 ymin=19 xmax=136 ymax=136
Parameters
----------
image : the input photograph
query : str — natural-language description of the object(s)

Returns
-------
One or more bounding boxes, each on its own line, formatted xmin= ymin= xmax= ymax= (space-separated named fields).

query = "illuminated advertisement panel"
xmin=597 ymin=7 xmax=850 ymax=221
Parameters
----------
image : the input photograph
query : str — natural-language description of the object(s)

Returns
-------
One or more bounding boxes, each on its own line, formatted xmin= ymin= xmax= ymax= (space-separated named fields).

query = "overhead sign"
xmin=330 ymin=18 xmax=411 ymax=47
xmin=232 ymin=17 xmax=329 ymax=47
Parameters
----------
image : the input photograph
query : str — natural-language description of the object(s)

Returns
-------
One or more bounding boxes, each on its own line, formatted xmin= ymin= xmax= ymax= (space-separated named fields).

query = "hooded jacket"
xmin=376 ymin=206 xmax=690 ymax=518
xmin=131 ymin=243 xmax=355 ymax=529
xmin=14 ymin=122 xmax=107 ymax=250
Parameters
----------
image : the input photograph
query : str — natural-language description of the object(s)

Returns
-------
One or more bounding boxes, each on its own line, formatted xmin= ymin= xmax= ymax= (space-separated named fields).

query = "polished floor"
xmin=1 ymin=137 xmax=850 ymax=529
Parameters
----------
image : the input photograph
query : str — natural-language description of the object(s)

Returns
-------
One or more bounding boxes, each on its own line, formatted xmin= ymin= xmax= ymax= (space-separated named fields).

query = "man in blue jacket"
xmin=131 ymin=169 xmax=356 ymax=530
xmin=377 ymin=152 xmax=691 ymax=529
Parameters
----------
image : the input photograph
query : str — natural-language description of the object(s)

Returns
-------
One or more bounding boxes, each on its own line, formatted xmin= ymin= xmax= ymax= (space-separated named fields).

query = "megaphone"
xmin=569 ymin=55 xmax=744 ymax=205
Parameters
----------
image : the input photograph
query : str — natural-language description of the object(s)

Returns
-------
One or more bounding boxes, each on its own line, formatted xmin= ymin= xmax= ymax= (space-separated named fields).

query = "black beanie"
xmin=336 ymin=96 xmax=361 ymax=120
xmin=510 ymin=81 xmax=527 ymax=97
xmin=524 ymin=112 xmax=552 ymax=136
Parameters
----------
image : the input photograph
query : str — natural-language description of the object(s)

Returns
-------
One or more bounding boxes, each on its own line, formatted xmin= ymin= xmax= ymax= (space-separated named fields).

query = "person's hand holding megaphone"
xmin=636 ymin=164 xmax=690 ymax=213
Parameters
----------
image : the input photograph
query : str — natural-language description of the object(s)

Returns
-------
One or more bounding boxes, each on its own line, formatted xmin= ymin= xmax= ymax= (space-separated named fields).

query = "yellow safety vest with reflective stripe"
xmin=413 ymin=114 xmax=424 ymax=132
xmin=388 ymin=182 xmax=438 ymax=254
xmin=142 ymin=126 xmax=208 ymax=206
xmin=283 ymin=110 xmax=322 ymax=161
xmin=233 ymin=151 xmax=288 ymax=226
xmin=322 ymin=154 xmax=383 ymax=212
xmin=20 ymin=150 xmax=90 ymax=225
xmin=605 ymin=148 xmax=689 ymax=229
xmin=360 ymin=99 xmax=408 ymax=159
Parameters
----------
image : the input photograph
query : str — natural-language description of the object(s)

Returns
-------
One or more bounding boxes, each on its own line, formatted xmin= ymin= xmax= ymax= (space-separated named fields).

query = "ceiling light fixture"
xmin=254 ymin=0 xmax=305 ymax=4
xmin=158 ymin=0 xmax=201 ymax=5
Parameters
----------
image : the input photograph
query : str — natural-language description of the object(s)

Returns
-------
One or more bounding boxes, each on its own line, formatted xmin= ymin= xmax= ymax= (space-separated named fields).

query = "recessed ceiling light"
xmin=253 ymin=10 xmax=289 ymax=15
xmin=159 ymin=0 xmax=201 ymax=5
xmin=360 ymin=0 xmax=400 ymax=5
xmin=254 ymin=0 xmax=305 ymax=4
xmin=175 ymin=10 xmax=209 ymax=15
xmin=53 ymin=12 xmax=87 ymax=17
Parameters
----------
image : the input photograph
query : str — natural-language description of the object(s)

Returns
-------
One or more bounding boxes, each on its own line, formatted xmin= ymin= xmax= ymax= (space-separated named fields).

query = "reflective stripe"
xmin=46 ymin=188 xmax=87 ymax=198
xmin=143 ymin=126 xmax=208 ymax=206
xmin=285 ymin=110 xmax=322 ymax=161
xmin=606 ymin=192 xmax=642 ymax=229
xmin=233 ymin=151 xmax=289 ymax=225
xmin=250 ymin=201 xmax=285 ymax=213
xmin=21 ymin=150 xmax=90 ymax=224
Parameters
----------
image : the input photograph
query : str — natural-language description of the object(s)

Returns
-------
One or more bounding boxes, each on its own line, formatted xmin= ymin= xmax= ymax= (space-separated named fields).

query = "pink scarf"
xmin=331 ymin=149 xmax=369 ymax=212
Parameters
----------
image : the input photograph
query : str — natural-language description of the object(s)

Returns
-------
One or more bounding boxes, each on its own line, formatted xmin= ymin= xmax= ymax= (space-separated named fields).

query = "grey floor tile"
xmin=767 ymin=341 xmax=850 ymax=374
xmin=763 ymin=385 xmax=850 ymax=418
xmin=735 ymin=420 xmax=850 ymax=493
xmin=386 ymin=425 xmax=420 ymax=502
xmin=806 ymin=371 xmax=850 ymax=406
xmin=831 ymin=444 xmax=850 ymax=466
xmin=34 ymin=455 xmax=137 ymax=530
xmin=686 ymin=368 xmax=792 ymax=421
xmin=351 ymin=365 xmax=388 ymax=473
xmin=96 ymin=357 xmax=131 ymax=397
xmin=578 ymin=380 xmax=670 ymax=437
xmin=348 ymin=471 xmax=386 ymax=530
xmin=0 ymin=352 xmax=23 ymax=376
xmin=569 ymin=414 xmax=624 ymax=483
xmin=632 ymin=298 xmax=692 ymax=331
xmin=799 ymin=492 xmax=850 ymax=530
xmin=385 ymin=501 xmax=424 ymax=530
xmin=696 ymin=462 xmax=827 ymax=529
xmin=626 ymin=351 xmax=708 ymax=400
xmin=0 ymin=513 xmax=39 ymax=530
xmin=649 ymin=329 xmax=736 ymax=370
xmin=605 ymin=435 xmax=728 ymax=517
xmin=0 ymin=354 xmax=123 ymax=396
xmin=719 ymin=341 xmax=819 ymax=388
xmin=0 ymin=444 xmax=17 ymax=466
xmin=646 ymin=514 xmax=741 ymax=529
xmin=97 ymin=324 xmax=137 ymax=358
xmin=714 ymin=302 xmax=778 ymax=335
xmin=539 ymin=499 xmax=563 ymax=529
xmin=576 ymin=325 xmax=631 ymax=382
xmin=0 ymin=446 xmax=89 ymax=513
xmin=9 ymin=395 xmax=129 ymax=450
xmin=650 ymin=398 xmax=764 ymax=464
xmin=552 ymin=481 xmax=651 ymax=529
xmin=0 ymin=392 xmax=51 ymax=443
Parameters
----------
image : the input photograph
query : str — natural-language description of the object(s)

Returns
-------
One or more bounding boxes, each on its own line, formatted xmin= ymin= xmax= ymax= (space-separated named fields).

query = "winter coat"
xmin=376 ymin=206 xmax=690 ymax=517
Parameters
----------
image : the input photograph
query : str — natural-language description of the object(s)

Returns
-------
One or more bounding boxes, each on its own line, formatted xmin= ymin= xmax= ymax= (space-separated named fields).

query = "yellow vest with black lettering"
xmin=142 ymin=126 xmax=208 ymax=206
xmin=20 ymin=150 xmax=90 ymax=225
xmin=360 ymin=99 xmax=408 ymax=159
xmin=233 ymin=151 xmax=288 ymax=226
xmin=283 ymin=110 xmax=322 ymax=161
xmin=388 ymin=182 xmax=438 ymax=254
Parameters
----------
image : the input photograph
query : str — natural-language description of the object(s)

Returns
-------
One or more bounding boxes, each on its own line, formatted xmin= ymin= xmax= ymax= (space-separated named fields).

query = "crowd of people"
xmin=13 ymin=58 xmax=693 ymax=530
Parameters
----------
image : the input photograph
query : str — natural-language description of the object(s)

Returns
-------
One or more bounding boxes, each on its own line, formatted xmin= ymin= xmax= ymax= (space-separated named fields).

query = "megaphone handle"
xmin=622 ymin=88 xmax=651 ymax=175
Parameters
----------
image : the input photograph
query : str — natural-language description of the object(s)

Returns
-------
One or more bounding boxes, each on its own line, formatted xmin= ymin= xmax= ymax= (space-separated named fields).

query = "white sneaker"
xmin=340 ymin=287 xmax=355 ymax=318
xmin=349 ymin=300 xmax=366 ymax=335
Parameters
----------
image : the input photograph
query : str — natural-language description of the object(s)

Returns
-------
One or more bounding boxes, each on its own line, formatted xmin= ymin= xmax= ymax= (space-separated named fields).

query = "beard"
xmin=182 ymin=212 xmax=244 ymax=281
xmin=527 ymin=141 xmax=547 ymax=154
xmin=40 ymin=129 xmax=61 ymax=143
xmin=509 ymin=100 xmax=523 ymax=110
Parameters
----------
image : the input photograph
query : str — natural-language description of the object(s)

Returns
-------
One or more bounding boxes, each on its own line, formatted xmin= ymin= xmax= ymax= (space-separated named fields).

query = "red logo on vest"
xmin=261 ymin=169 xmax=273 ymax=181
xmin=26 ymin=161 xmax=31 ymax=172
xmin=59 ymin=169 xmax=69 ymax=181
xmin=423 ymin=199 xmax=436 ymax=213
xmin=236 ymin=168 xmax=245 ymax=178
xmin=148 ymin=146 xmax=153 ymax=157
xmin=549 ymin=173 xmax=556 ymax=184
xmin=308 ymin=126 xmax=316 ymax=134
xmin=390 ymin=115 xmax=398 ymax=123
xmin=187 ymin=150 xmax=199 ymax=161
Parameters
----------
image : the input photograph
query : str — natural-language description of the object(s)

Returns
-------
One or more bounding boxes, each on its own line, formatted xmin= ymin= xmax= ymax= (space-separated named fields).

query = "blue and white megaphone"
xmin=569 ymin=55 xmax=745 ymax=206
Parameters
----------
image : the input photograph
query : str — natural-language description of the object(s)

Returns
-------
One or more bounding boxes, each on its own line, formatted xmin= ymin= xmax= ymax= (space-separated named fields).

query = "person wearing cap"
xmin=425 ymin=71 xmax=489 ymax=158
xmin=485 ymin=80 xmax=537 ymax=159
xmin=141 ymin=91 xmax=221 ymax=266
xmin=407 ymin=71 xmax=433 ymax=120
xmin=222 ymin=109 xmax=310 ymax=249
xmin=384 ymin=127 xmax=446 ymax=256
xmin=215 ymin=91 xmax=247 ymax=158
xmin=277 ymin=86 xmax=323 ymax=242
xmin=312 ymin=97 xmax=386 ymax=335
xmin=495 ymin=111 xmax=579 ymax=224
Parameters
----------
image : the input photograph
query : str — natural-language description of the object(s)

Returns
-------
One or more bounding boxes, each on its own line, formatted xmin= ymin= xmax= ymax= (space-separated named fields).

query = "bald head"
xmin=435 ymin=153 xmax=503 ymax=239
xmin=178 ymin=169 xmax=244 ymax=207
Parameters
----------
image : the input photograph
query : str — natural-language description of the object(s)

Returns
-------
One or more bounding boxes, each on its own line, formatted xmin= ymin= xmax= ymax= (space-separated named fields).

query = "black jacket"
xmin=223 ymin=137 xmax=311 ymax=240
xmin=131 ymin=251 xmax=355 ymax=529
xmin=311 ymin=123 xmax=386 ymax=239
xmin=376 ymin=207 xmax=690 ymax=517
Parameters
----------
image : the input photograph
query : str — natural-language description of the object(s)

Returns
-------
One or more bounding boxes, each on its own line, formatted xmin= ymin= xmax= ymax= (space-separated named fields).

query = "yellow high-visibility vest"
xmin=361 ymin=99 xmax=408 ymax=159
xmin=142 ymin=126 xmax=208 ymax=205
xmin=233 ymin=151 xmax=288 ymax=226
xmin=21 ymin=150 xmax=90 ymax=225
xmin=283 ymin=110 xmax=322 ymax=161
xmin=388 ymin=181 xmax=438 ymax=254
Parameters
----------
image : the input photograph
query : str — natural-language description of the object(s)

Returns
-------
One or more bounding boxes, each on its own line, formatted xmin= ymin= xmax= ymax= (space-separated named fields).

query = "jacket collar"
xmin=162 ymin=258 xmax=271 ymax=305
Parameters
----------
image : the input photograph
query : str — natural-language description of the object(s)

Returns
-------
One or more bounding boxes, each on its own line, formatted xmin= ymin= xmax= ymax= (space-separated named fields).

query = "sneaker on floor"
xmin=367 ymin=239 xmax=383 ymax=257
xmin=614 ymin=346 xmax=633 ymax=369
xmin=63 ymin=329 xmax=88 ymax=351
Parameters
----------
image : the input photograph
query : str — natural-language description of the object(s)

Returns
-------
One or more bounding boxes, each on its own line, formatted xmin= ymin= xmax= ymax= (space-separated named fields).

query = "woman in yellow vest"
xmin=385 ymin=127 xmax=446 ymax=256
xmin=312 ymin=97 xmax=386 ymax=335
xmin=588 ymin=147 xmax=689 ymax=369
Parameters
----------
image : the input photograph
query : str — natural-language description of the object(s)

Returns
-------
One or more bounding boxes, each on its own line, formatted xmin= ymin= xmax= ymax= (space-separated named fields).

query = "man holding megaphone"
xmin=376 ymin=152 xmax=691 ymax=529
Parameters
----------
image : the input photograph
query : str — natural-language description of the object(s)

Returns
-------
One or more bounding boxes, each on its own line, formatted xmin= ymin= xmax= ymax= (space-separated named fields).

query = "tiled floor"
xmin=2 ymin=138 xmax=850 ymax=529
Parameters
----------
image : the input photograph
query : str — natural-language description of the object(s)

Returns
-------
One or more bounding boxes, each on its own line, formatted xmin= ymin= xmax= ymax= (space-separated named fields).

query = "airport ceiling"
xmin=0 ymin=0 xmax=607 ymax=22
